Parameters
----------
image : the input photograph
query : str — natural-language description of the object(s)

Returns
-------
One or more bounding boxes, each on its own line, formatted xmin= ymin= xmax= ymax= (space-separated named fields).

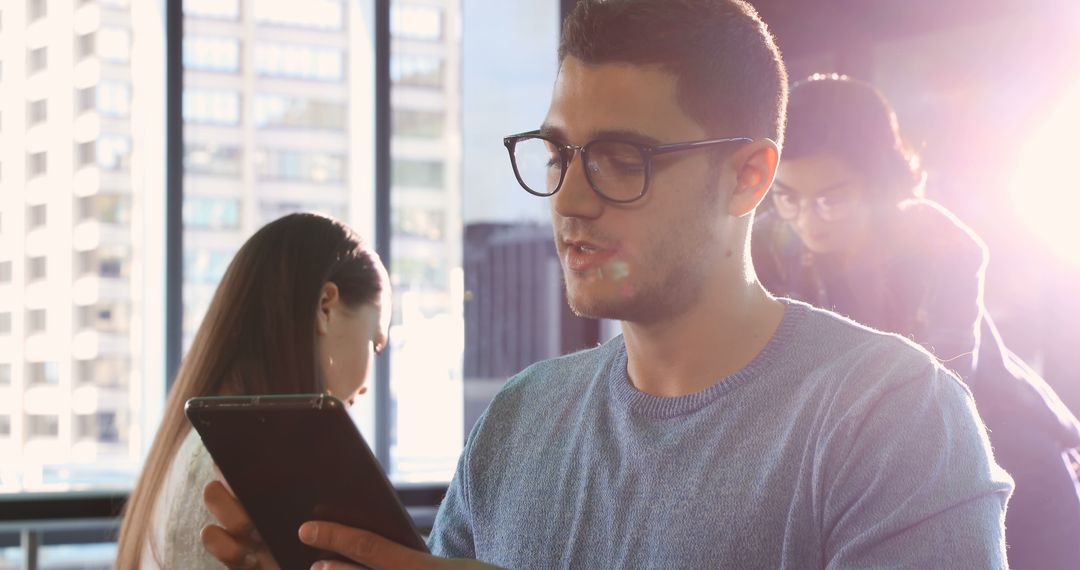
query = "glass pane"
xmin=0 ymin=0 xmax=167 ymax=493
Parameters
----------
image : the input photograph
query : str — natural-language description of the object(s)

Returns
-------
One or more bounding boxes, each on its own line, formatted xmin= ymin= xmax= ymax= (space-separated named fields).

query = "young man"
xmin=201 ymin=1 xmax=1012 ymax=568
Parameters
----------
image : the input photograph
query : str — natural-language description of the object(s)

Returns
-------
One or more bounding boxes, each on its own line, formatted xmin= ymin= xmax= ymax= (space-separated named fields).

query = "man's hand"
xmin=200 ymin=479 xmax=279 ymax=569
xmin=298 ymin=521 xmax=502 ymax=570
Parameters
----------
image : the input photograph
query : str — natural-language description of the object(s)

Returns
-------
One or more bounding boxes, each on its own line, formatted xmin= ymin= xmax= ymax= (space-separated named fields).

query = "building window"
xmin=183 ymin=37 xmax=240 ymax=72
xmin=27 ymin=256 xmax=46 ymax=281
xmin=76 ymin=357 xmax=129 ymax=388
xmin=78 ymin=194 xmax=131 ymax=224
xmin=258 ymin=201 xmax=345 ymax=226
xmin=253 ymin=95 xmax=346 ymax=130
xmin=254 ymin=0 xmax=343 ymax=30
xmin=392 ymin=207 xmax=446 ymax=241
xmin=0 ymin=260 xmax=11 ymax=283
xmin=183 ymin=143 xmax=243 ymax=178
xmin=26 ymin=414 xmax=59 ymax=438
xmin=184 ymin=0 xmax=239 ymax=20
xmin=27 ymin=46 xmax=47 ymax=74
xmin=391 ymin=5 xmax=443 ymax=41
xmin=0 ymin=416 xmax=10 ymax=438
xmin=392 ymin=159 xmax=444 ymax=189
xmin=28 ymin=204 xmax=46 ymax=228
xmin=390 ymin=54 xmax=443 ymax=88
xmin=26 ymin=361 xmax=58 ymax=385
xmin=28 ymin=0 xmax=46 ymax=22
xmin=392 ymin=109 xmax=444 ymax=139
xmin=254 ymin=44 xmax=344 ymax=81
xmin=76 ymin=140 xmax=96 ymax=167
xmin=183 ymin=196 xmax=242 ymax=230
xmin=97 ymin=135 xmax=131 ymax=171
xmin=76 ymin=412 xmax=120 ymax=443
xmin=183 ymin=89 xmax=241 ymax=125
xmin=0 ymin=313 xmax=10 ymax=335
xmin=26 ymin=309 xmax=46 ymax=334
xmin=184 ymin=248 xmax=235 ymax=285
xmin=255 ymin=149 xmax=347 ymax=183
xmin=76 ymin=246 xmax=129 ymax=279
xmin=98 ymin=81 xmax=130 ymax=117
xmin=0 ymin=363 xmax=10 ymax=386
xmin=76 ymin=32 xmax=95 ymax=60
xmin=77 ymin=303 xmax=130 ymax=333
xmin=76 ymin=86 xmax=96 ymax=113
xmin=27 ymin=99 xmax=47 ymax=125
xmin=27 ymin=151 xmax=47 ymax=178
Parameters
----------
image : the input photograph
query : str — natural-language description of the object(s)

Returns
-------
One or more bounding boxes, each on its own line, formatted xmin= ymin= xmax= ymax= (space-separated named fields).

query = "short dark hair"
xmin=559 ymin=0 xmax=788 ymax=147
xmin=784 ymin=74 xmax=924 ymax=202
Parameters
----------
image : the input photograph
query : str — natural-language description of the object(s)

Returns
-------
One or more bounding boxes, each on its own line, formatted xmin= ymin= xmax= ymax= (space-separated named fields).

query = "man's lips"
xmin=562 ymin=239 xmax=618 ymax=273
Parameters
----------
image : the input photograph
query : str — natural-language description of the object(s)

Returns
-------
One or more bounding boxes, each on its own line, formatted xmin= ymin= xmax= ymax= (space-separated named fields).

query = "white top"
xmin=139 ymin=428 xmax=220 ymax=569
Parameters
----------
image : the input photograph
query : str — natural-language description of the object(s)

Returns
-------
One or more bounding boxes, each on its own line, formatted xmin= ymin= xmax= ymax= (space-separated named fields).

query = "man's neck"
xmin=620 ymin=281 xmax=785 ymax=398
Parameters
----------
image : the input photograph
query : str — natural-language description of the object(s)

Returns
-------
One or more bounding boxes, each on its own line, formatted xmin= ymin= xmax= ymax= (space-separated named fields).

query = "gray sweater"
xmin=428 ymin=300 xmax=1012 ymax=569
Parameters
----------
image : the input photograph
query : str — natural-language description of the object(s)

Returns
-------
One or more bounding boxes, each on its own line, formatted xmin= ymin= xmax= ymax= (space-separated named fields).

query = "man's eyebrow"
xmin=538 ymin=124 xmax=662 ymax=146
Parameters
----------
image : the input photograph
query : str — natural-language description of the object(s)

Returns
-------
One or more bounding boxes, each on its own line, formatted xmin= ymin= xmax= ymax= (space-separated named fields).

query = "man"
xmin=202 ymin=1 xmax=1012 ymax=568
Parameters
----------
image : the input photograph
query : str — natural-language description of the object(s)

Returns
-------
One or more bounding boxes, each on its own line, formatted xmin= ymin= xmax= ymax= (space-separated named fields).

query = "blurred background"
xmin=0 ymin=0 xmax=1077 ymax=567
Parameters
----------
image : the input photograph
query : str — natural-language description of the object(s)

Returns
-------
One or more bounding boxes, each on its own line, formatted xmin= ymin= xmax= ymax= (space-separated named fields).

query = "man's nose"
xmin=551 ymin=151 xmax=603 ymax=220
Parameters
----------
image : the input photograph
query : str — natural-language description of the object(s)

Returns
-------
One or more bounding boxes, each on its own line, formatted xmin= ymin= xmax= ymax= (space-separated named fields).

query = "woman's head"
xmin=772 ymin=74 xmax=924 ymax=254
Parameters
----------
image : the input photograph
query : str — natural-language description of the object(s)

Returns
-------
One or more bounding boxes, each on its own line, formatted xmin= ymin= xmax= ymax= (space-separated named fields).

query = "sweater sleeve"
xmin=819 ymin=357 xmax=1013 ymax=569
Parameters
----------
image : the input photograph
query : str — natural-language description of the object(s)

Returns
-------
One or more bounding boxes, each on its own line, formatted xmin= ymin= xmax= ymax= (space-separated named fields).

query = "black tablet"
xmin=185 ymin=393 xmax=429 ymax=568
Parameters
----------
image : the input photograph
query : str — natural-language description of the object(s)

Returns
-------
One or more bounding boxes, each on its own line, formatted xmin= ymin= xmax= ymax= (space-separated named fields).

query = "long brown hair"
xmin=114 ymin=212 xmax=384 ymax=567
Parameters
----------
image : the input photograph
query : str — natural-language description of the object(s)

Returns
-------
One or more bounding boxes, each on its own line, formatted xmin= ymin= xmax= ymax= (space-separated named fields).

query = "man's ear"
xmin=728 ymin=139 xmax=780 ymax=217
xmin=315 ymin=282 xmax=341 ymax=336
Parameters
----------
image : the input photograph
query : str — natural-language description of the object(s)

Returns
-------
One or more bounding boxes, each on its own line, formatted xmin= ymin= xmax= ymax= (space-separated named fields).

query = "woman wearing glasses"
xmin=753 ymin=74 xmax=1080 ymax=569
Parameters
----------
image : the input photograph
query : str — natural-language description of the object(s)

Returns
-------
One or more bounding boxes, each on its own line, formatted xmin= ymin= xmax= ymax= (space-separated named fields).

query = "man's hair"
xmin=559 ymin=0 xmax=788 ymax=147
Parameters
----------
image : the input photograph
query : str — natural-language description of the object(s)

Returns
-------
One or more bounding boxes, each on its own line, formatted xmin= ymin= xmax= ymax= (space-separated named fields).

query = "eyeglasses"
xmin=770 ymin=181 xmax=859 ymax=222
xmin=503 ymin=130 xmax=752 ymax=204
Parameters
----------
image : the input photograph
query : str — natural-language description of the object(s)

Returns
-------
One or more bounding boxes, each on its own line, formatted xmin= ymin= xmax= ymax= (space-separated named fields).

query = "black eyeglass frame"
xmin=503 ymin=129 xmax=753 ymax=204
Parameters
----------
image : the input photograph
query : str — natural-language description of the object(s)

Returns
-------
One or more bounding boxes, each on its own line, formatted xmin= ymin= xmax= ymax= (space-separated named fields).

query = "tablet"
xmin=185 ymin=393 xmax=429 ymax=568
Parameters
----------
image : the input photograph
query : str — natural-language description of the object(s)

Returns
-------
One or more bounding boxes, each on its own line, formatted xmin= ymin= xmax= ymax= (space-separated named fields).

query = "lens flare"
xmin=1010 ymin=81 xmax=1080 ymax=267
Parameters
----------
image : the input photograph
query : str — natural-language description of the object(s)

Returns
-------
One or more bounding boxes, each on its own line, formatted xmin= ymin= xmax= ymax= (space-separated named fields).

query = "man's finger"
xmin=201 ymin=524 xmax=259 ymax=569
xmin=299 ymin=521 xmax=434 ymax=569
xmin=203 ymin=480 xmax=257 ymax=539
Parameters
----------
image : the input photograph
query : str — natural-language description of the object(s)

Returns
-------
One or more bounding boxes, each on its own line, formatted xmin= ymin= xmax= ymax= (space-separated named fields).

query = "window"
xmin=183 ymin=89 xmax=240 ymax=125
xmin=28 ymin=204 xmax=46 ymax=228
xmin=76 ymin=412 xmax=121 ymax=443
xmin=78 ymin=194 xmax=131 ymax=224
xmin=257 ymin=201 xmax=345 ymax=225
xmin=26 ymin=309 xmax=46 ymax=334
xmin=27 ymin=151 xmax=46 ymax=178
xmin=0 ymin=363 xmax=11 ymax=386
xmin=184 ymin=0 xmax=239 ymax=20
xmin=27 ymin=99 xmax=46 ymax=125
xmin=77 ymin=303 xmax=130 ymax=333
xmin=26 ymin=415 xmax=59 ymax=438
xmin=76 ymin=86 xmax=96 ymax=113
xmin=254 ymin=0 xmax=343 ymax=30
xmin=26 ymin=361 xmax=58 ymax=385
xmin=184 ymin=248 xmax=234 ymax=285
xmin=76 ymin=246 xmax=130 ymax=279
xmin=27 ymin=256 xmax=46 ymax=281
xmin=255 ymin=149 xmax=346 ymax=183
xmin=253 ymin=95 xmax=347 ymax=130
xmin=390 ymin=54 xmax=443 ymax=88
xmin=76 ymin=32 xmax=95 ymax=60
xmin=27 ymin=46 xmax=47 ymax=74
xmin=76 ymin=357 xmax=129 ymax=388
xmin=27 ymin=0 xmax=46 ymax=22
xmin=97 ymin=135 xmax=132 ymax=171
xmin=0 ymin=416 xmax=10 ymax=438
xmin=391 ymin=4 xmax=443 ymax=41
xmin=392 ymin=207 xmax=445 ymax=241
xmin=183 ymin=197 xmax=241 ymax=230
xmin=76 ymin=140 xmax=96 ymax=167
xmin=183 ymin=143 xmax=242 ymax=178
xmin=254 ymin=44 xmax=344 ymax=81
xmin=0 ymin=260 xmax=11 ymax=283
xmin=98 ymin=81 xmax=131 ymax=117
xmin=183 ymin=37 xmax=240 ymax=72
xmin=392 ymin=109 xmax=444 ymax=139
xmin=0 ymin=313 xmax=10 ymax=335
xmin=392 ymin=159 xmax=444 ymax=188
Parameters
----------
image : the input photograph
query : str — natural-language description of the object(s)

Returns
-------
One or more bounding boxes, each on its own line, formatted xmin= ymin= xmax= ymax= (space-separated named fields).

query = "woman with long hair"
xmin=114 ymin=212 xmax=390 ymax=568
xmin=753 ymin=74 xmax=1080 ymax=569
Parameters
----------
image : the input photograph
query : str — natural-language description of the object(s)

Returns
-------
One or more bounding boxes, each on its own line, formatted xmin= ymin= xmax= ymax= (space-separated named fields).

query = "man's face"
xmin=543 ymin=57 xmax=737 ymax=324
